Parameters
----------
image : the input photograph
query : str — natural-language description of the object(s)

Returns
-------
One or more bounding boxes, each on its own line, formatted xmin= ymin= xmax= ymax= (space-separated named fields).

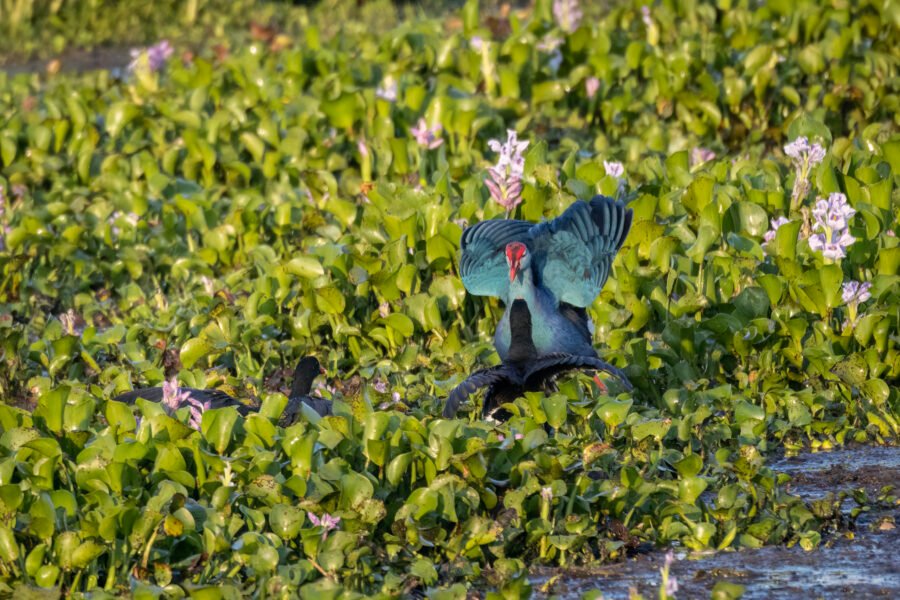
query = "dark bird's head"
xmin=505 ymin=241 xmax=529 ymax=282
xmin=289 ymin=356 xmax=323 ymax=398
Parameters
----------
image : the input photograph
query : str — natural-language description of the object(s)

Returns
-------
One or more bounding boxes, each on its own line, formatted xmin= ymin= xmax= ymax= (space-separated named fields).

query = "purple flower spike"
xmin=161 ymin=377 xmax=192 ymax=414
xmin=486 ymin=130 xmax=529 ymax=214
xmin=129 ymin=40 xmax=173 ymax=73
xmin=186 ymin=396 xmax=211 ymax=431
xmin=842 ymin=280 xmax=872 ymax=305
xmin=808 ymin=192 xmax=856 ymax=261
xmin=842 ymin=279 xmax=873 ymax=327
xmin=784 ymin=136 xmax=827 ymax=210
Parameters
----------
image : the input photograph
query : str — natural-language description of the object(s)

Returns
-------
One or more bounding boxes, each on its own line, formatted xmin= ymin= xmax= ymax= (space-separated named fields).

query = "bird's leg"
xmin=592 ymin=375 xmax=607 ymax=393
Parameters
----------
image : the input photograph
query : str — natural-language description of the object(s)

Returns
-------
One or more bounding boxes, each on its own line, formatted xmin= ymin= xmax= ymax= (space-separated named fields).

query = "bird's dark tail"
xmin=524 ymin=354 xmax=633 ymax=392
xmin=444 ymin=366 xmax=515 ymax=418
xmin=113 ymin=387 xmax=166 ymax=405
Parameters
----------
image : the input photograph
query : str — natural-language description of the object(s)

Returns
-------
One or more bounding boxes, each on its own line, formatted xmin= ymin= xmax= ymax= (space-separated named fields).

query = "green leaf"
xmin=285 ymin=257 xmax=324 ymax=279
xmin=269 ymin=504 xmax=305 ymax=540
xmin=201 ymin=408 xmax=241 ymax=454
xmin=315 ymin=287 xmax=346 ymax=314
xmin=596 ymin=398 xmax=632 ymax=430
xmin=541 ymin=395 xmax=568 ymax=429
xmin=180 ymin=337 xmax=214 ymax=369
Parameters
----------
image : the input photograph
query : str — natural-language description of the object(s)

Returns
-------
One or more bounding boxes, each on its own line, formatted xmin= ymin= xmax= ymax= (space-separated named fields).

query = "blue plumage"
xmin=460 ymin=195 xmax=632 ymax=359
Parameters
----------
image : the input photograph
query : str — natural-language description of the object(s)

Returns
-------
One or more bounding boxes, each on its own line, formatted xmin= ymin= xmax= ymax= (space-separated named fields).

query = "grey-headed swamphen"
xmin=459 ymin=195 xmax=632 ymax=360
xmin=443 ymin=299 xmax=632 ymax=418
xmin=114 ymin=356 xmax=331 ymax=425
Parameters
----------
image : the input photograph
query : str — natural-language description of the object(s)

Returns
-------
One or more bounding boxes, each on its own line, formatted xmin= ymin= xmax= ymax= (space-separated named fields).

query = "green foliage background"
xmin=0 ymin=0 xmax=898 ymax=596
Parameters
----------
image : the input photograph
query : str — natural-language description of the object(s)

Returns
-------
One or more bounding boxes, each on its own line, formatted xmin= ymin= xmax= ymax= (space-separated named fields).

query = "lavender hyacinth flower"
xmin=842 ymin=280 xmax=873 ymax=327
xmin=660 ymin=549 xmax=678 ymax=598
xmin=307 ymin=512 xmax=341 ymax=539
xmin=842 ymin=280 xmax=872 ymax=305
xmin=808 ymin=192 xmax=856 ymax=262
xmin=585 ymin=76 xmax=600 ymax=99
xmin=486 ymin=130 xmax=529 ymax=215
xmin=641 ymin=5 xmax=653 ymax=27
xmin=604 ymin=160 xmax=624 ymax=179
xmin=763 ymin=216 xmax=790 ymax=246
xmin=691 ymin=147 xmax=716 ymax=166
xmin=553 ymin=0 xmax=583 ymax=33
xmin=129 ymin=40 xmax=173 ymax=73
xmin=813 ymin=192 xmax=856 ymax=232
xmin=604 ymin=160 xmax=626 ymax=199
xmin=375 ymin=78 xmax=398 ymax=102
xmin=186 ymin=396 xmax=211 ymax=431
xmin=784 ymin=136 xmax=826 ymax=210
xmin=410 ymin=118 xmax=443 ymax=149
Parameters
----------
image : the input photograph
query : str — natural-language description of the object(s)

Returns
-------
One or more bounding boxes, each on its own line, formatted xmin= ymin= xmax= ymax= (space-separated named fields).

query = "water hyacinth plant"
xmin=486 ymin=129 xmax=528 ymax=215
xmin=0 ymin=1 xmax=898 ymax=597
xmin=808 ymin=193 xmax=856 ymax=262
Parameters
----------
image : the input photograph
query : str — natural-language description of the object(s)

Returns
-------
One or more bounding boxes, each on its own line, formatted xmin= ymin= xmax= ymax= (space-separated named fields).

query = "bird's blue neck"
xmin=509 ymin=267 xmax=538 ymax=303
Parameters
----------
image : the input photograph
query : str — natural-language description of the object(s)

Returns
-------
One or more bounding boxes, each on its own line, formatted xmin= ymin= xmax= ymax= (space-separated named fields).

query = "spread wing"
xmin=459 ymin=219 xmax=534 ymax=298
xmin=443 ymin=366 xmax=521 ymax=418
xmin=113 ymin=387 xmax=255 ymax=415
xmin=532 ymin=196 xmax=632 ymax=307
xmin=523 ymin=354 xmax=633 ymax=391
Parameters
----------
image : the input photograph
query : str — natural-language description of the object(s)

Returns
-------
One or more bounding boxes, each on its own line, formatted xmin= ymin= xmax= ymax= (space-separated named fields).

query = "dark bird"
xmin=459 ymin=195 xmax=632 ymax=360
xmin=443 ymin=299 xmax=631 ymax=418
xmin=113 ymin=356 xmax=331 ymax=425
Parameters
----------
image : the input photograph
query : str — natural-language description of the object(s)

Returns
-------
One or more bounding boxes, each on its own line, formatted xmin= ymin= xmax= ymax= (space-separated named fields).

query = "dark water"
xmin=534 ymin=445 xmax=900 ymax=599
